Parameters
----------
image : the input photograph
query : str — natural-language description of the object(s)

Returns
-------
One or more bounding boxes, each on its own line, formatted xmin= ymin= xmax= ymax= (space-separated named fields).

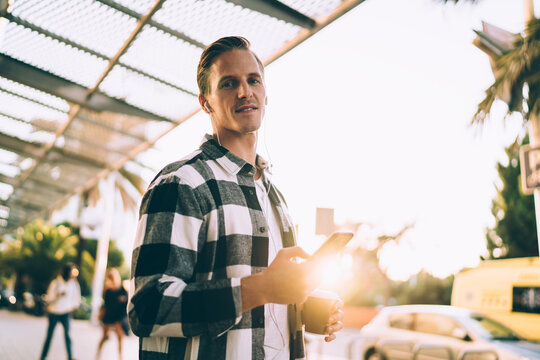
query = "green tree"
xmin=1 ymin=220 xmax=78 ymax=297
xmin=0 ymin=220 xmax=126 ymax=298
xmin=486 ymin=136 xmax=538 ymax=258
xmin=55 ymin=222 xmax=126 ymax=296
xmin=391 ymin=271 xmax=454 ymax=305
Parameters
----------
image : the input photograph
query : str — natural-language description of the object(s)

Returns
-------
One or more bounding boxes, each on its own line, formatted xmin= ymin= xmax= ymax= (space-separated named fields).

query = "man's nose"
xmin=237 ymin=80 xmax=253 ymax=99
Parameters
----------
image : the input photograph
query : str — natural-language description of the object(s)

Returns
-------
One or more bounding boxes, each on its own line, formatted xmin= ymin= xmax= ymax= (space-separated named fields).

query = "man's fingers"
xmin=333 ymin=299 xmax=344 ymax=312
xmin=324 ymin=333 xmax=337 ymax=342
xmin=328 ymin=309 xmax=344 ymax=324
xmin=326 ymin=321 xmax=343 ymax=337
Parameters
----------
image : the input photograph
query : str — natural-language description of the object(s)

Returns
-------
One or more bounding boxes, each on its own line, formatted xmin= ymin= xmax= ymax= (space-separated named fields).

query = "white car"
xmin=358 ymin=305 xmax=540 ymax=360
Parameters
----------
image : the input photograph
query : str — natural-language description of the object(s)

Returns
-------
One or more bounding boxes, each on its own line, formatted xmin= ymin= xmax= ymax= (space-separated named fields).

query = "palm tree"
xmin=69 ymin=166 xmax=146 ymax=267
xmin=439 ymin=0 xmax=540 ymax=251
xmin=472 ymin=18 xmax=540 ymax=128
xmin=74 ymin=167 xmax=147 ymax=321
xmin=0 ymin=220 xmax=78 ymax=311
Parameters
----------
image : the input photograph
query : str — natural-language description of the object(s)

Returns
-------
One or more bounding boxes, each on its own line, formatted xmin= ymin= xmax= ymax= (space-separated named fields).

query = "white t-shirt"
xmin=255 ymin=178 xmax=290 ymax=360
xmin=45 ymin=276 xmax=81 ymax=314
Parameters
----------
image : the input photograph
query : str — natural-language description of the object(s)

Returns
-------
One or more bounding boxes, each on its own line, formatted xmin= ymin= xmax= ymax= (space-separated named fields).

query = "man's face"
xmin=202 ymin=49 xmax=266 ymax=136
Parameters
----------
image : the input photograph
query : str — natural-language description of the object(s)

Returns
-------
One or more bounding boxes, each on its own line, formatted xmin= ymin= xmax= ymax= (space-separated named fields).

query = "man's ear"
xmin=199 ymin=94 xmax=210 ymax=113
xmin=265 ymin=96 xmax=268 ymax=105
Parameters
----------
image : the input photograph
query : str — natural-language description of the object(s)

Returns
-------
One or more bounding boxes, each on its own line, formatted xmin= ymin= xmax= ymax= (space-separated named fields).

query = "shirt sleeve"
xmin=44 ymin=279 xmax=58 ymax=304
xmin=72 ymin=281 xmax=81 ymax=310
xmin=128 ymin=177 xmax=243 ymax=339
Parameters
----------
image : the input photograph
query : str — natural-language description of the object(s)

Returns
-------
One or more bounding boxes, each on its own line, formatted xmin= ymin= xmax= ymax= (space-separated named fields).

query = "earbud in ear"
xmin=204 ymin=102 xmax=212 ymax=112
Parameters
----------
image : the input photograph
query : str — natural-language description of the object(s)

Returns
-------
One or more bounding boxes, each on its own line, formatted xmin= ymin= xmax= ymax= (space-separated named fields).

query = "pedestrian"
xmin=128 ymin=36 xmax=344 ymax=359
xmin=39 ymin=263 xmax=81 ymax=360
xmin=95 ymin=268 xmax=128 ymax=360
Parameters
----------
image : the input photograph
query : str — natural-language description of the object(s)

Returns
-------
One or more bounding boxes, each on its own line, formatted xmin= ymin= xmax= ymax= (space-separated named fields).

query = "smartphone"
xmin=311 ymin=232 xmax=354 ymax=261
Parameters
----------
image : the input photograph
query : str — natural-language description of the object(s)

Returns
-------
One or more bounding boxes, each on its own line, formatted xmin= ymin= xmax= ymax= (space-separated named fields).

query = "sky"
xmin=57 ymin=0 xmax=539 ymax=281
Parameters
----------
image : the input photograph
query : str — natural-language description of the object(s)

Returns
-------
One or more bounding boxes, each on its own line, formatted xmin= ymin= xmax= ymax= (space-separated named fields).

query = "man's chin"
xmin=237 ymin=120 xmax=262 ymax=134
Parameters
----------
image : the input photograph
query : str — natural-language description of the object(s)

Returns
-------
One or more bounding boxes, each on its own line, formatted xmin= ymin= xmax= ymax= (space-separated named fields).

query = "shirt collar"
xmin=200 ymin=134 xmax=271 ymax=177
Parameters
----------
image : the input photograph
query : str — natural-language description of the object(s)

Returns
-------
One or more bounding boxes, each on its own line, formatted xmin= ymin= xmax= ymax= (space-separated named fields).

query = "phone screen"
xmin=311 ymin=232 xmax=354 ymax=261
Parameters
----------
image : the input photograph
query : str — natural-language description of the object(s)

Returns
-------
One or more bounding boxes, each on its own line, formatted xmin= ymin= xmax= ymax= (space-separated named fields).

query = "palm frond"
xmin=116 ymin=179 xmax=139 ymax=212
xmin=473 ymin=84 xmax=498 ymax=124
xmin=118 ymin=167 xmax=147 ymax=195
xmin=472 ymin=17 xmax=540 ymax=124
xmin=86 ymin=185 xmax=101 ymax=207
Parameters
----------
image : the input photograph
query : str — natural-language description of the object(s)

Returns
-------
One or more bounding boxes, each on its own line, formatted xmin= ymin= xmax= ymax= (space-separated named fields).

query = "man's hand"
xmin=324 ymin=299 xmax=344 ymax=342
xmin=241 ymin=246 xmax=319 ymax=312
xmin=263 ymin=246 xmax=319 ymax=304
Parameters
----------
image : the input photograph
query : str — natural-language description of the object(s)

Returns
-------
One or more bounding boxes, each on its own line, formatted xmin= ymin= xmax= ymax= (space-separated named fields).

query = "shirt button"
xmin=259 ymin=226 xmax=266 ymax=233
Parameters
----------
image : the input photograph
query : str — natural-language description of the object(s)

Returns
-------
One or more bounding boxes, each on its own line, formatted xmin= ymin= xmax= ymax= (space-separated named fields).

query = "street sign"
xmin=520 ymin=145 xmax=540 ymax=194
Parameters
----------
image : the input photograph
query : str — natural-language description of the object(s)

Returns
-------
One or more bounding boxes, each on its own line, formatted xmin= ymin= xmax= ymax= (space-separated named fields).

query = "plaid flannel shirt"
xmin=128 ymin=135 xmax=306 ymax=360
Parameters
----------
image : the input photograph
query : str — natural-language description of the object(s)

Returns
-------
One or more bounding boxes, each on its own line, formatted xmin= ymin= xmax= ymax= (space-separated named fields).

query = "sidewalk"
xmin=0 ymin=309 xmax=138 ymax=360
xmin=0 ymin=308 xmax=358 ymax=360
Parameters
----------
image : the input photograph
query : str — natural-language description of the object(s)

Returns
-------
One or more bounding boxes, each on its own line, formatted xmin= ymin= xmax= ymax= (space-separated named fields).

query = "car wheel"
xmin=365 ymin=348 xmax=382 ymax=360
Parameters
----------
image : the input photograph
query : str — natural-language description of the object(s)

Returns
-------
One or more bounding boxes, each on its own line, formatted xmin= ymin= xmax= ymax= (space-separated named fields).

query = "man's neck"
xmin=215 ymin=130 xmax=258 ymax=166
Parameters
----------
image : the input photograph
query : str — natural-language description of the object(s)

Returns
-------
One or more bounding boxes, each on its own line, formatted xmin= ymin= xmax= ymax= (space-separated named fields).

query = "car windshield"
xmin=461 ymin=315 xmax=522 ymax=341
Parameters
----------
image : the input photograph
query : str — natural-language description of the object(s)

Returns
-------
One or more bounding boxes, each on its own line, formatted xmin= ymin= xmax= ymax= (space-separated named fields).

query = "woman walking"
xmin=40 ymin=263 xmax=81 ymax=360
xmin=95 ymin=268 xmax=128 ymax=360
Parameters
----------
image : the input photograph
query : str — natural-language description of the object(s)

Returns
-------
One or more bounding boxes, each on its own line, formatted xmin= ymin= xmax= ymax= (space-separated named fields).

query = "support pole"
xmin=90 ymin=173 xmax=115 ymax=323
xmin=524 ymin=0 xmax=534 ymax=24
xmin=524 ymin=0 xmax=540 ymax=256
xmin=529 ymin=117 xmax=540 ymax=256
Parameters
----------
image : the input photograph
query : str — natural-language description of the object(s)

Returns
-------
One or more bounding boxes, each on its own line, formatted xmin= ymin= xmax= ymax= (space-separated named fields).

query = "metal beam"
xmin=20 ymin=180 xmax=69 ymax=197
xmin=0 ymin=86 xmax=149 ymax=143
xmin=0 ymin=131 xmax=45 ymax=159
xmin=11 ymin=189 xmax=64 ymax=207
xmin=0 ymin=208 xmax=40 ymax=223
xmin=225 ymin=0 xmax=316 ymax=29
xmin=0 ymin=84 xmax=69 ymax=114
xmin=0 ymin=174 xmax=17 ymax=187
xmin=0 ymin=131 xmax=110 ymax=171
xmin=0 ymin=53 xmax=174 ymax=122
xmin=0 ymin=110 xmax=130 ymax=157
xmin=26 ymin=175 xmax=77 ymax=193
xmin=95 ymin=0 xmax=206 ymax=49
xmin=264 ymin=0 xmax=366 ymax=65
xmin=1 ymin=198 xmax=42 ymax=212
xmin=47 ymin=148 xmax=108 ymax=171
xmin=4 ymin=14 xmax=197 ymax=98
xmin=77 ymin=113 xmax=148 ymax=142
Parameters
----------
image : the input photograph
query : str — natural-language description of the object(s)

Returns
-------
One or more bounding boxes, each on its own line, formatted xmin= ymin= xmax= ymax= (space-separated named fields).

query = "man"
xmin=40 ymin=263 xmax=81 ymax=360
xmin=128 ymin=36 xmax=343 ymax=360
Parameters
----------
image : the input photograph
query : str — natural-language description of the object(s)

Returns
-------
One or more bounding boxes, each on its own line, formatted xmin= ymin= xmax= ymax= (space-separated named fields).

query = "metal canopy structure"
xmin=0 ymin=0 xmax=364 ymax=235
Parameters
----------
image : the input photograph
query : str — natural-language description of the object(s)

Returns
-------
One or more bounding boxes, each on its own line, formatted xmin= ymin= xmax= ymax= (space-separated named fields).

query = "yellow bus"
xmin=451 ymin=257 xmax=540 ymax=341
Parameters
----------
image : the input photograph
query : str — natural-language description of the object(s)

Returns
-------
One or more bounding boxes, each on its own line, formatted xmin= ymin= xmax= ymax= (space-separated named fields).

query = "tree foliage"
xmin=0 ymin=220 xmax=78 ymax=295
xmin=473 ymin=18 xmax=540 ymax=125
xmin=391 ymin=271 xmax=454 ymax=305
xmin=486 ymin=136 xmax=539 ymax=258
xmin=341 ymin=223 xmax=454 ymax=307
xmin=0 ymin=220 xmax=126 ymax=296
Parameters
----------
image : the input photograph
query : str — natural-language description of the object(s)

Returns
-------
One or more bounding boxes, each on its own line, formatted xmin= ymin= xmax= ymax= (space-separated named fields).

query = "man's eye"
xmin=249 ymin=78 xmax=261 ymax=84
xmin=222 ymin=81 xmax=233 ymax=88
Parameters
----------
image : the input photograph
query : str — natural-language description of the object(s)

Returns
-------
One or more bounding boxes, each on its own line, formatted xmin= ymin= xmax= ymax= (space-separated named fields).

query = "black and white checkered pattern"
xmin=128 ymin=135 xmax=306 ymax=360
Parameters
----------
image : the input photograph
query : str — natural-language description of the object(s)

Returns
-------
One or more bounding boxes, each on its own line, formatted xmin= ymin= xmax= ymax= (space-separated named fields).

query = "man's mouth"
xmin=235 ymin=104 xmax=258 ymax=113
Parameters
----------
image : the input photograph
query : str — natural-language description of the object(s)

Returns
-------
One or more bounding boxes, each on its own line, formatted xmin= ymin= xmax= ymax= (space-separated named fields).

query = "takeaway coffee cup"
xmin=302 ymin=289 xmax=340 ymax=335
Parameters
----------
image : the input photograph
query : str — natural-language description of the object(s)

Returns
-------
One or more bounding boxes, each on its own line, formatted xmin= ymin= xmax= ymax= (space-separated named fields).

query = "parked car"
xmin=359 ymin=305 xmax=540 ymax=360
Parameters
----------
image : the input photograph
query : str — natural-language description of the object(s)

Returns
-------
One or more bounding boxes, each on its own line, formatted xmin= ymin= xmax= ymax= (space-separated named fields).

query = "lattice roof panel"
xmin=0 ymin=0 xmax=365 ymax=234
